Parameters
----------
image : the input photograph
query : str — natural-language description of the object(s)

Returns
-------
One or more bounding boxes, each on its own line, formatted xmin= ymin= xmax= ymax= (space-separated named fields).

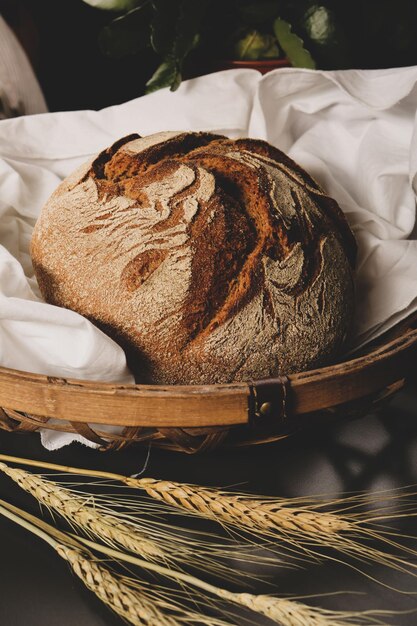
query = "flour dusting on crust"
xmin=31 ymin=131 xmax=356 ymax=384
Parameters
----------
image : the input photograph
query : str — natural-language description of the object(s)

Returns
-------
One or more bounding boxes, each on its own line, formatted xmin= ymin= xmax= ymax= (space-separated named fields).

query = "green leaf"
xmin=273 ymin=17 xmax=316 ymax=69
xmin=145 ymin=58 xmax=181 ymax=93
xmin=81 ymin=0 xmax=143 ymax=10
xmin=99 ymin=4 xmax=152 ymax=58
xmin=234 ymin=30 xmax=279 ymax=60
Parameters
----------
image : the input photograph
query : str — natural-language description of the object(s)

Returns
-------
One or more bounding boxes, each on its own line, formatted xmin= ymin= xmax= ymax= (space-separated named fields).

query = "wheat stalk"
xmin=213 ymin=593 xmax=384 ymax=626
xmin=0 ymin=461 xmax=163 ymax=563
xmin=1 ymin=455 xmax=416 ymax=582
xmin=0 ymin=500 xmax=234 ymax=626
xmin=136 ymin=477 xmax=351 ymax=533
xmin=75 ymin=535 xmax=390 ymax=626
xmin=57 ymin=544 xmax=182 ymax=626
xmin=135 ymin=478 xmax=417 ymax=586
xmin=0 ymin=502 xmax=180 ymax=626
xmin=0 ymin=454 xmax=352 ymax=535
xmin=0 ymin=499 xmax=382 ymax=626
xmin=0 ymin=495 xmax=396 ymax=626
xmin=0 ymin=462 xmax=276 ymax=584
xmin=58 ymin=546 xmax=234 ymax=626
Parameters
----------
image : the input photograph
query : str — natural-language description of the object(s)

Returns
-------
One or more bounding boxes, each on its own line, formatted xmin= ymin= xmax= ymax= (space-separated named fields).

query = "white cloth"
xmin=0 ymin=67 xmax=416 ymax=450
xmin=0 ymin=15 xmax=48 ymax=118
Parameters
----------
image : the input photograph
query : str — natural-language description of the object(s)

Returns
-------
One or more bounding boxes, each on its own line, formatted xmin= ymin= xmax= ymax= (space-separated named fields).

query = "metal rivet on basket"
xmin=259 ymin=401 xmax=272 ymax=416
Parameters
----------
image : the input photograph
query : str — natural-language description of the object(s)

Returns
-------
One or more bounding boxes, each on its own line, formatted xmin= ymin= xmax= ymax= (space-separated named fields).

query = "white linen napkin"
xmin=0 ymin=67 xmax=416 ymax=450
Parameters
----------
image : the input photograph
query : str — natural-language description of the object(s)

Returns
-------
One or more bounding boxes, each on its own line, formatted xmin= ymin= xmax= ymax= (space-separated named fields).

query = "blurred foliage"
xmin=84 ymin=0 xmax=318 ymax=91
xmin=18 ymin=0 xmax=417 ymax=109
xmin=233 ymin=31 xmax=280 ymax=61
xmin=81 ymin=0 xmax=417 ymax=93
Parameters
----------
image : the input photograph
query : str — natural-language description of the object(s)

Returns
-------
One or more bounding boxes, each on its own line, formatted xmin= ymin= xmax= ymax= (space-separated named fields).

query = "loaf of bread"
xmin=31 ymin=131 xmax=356 ymax=384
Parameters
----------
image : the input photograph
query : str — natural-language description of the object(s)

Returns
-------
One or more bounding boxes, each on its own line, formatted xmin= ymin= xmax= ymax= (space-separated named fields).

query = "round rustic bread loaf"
xmin=31 ymin=131 xmax=356 ymax=385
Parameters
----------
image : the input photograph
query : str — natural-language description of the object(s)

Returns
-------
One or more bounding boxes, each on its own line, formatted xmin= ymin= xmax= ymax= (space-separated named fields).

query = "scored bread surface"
xmin=31 ymin=131 xmax=356 ymax=384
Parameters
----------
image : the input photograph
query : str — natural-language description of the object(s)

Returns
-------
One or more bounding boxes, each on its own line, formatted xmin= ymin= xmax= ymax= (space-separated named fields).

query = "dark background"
xmin=3 ymin=0 xmax=417 ymax=112
xmin=1 ymin=0 xmax=156 ymax=110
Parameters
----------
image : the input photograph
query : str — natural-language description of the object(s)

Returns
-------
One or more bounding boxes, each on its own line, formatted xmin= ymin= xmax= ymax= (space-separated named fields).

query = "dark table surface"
xmin=1 ymin=381 xmax=416 ymax=626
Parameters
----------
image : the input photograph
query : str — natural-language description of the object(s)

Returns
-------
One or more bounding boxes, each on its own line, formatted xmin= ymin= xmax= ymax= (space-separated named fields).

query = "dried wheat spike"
xmin=57 ymin=544 xmax=180 ymax=626
xmin=220 ymin=591 xmax=381 ymax=626
xmin=0 ymin=463 xmax=163 ymax=562
xmin=135 ymin=478 xmax=351 ymax=535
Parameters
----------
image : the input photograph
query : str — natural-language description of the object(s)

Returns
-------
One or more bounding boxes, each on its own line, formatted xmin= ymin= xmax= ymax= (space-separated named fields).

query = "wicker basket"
xmin=1 ymin=317 xmax=416 ymax=453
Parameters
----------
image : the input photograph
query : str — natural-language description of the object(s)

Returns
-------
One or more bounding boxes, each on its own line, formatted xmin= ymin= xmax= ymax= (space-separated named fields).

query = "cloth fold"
xmin=0 ymin=67 xmax=416 ymax=449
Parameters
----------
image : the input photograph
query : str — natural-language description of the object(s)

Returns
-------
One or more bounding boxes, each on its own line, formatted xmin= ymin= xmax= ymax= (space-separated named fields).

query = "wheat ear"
xmin=0 ymin=455 xmax=351 ymax=534
xmin=136 ymin=477 xmax=351 ymax=533
xmin=135 ymin=478 xmax=417 ymax=584
xmin=58 ymin=545 xmax=182 ymax=626
xmin=0 ymin=502 xmax=181 ymax=626
xmin=0 ymin=462 xmax=163 ymax=563
xmin=0 ymin=492 xmax=396 ymax=626
xmin=1 ymin=455 xmax=416 ymax=580
xmin=0 ymin=499 xmax=380 ymax=626
xmin=76 ymin=535 xmax=390 ymax=626
xmin=0 ymin=500 xmax=234 ymax=626
xmin=0 ymin=455 xmax=351 ymax=535
xmin=0 ymin=462 xmax=281 ymax=584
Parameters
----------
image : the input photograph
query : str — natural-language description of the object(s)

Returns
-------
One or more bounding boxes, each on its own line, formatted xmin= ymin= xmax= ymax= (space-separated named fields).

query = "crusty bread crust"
xmin=31 ymin=131 xmax=356 ymax=384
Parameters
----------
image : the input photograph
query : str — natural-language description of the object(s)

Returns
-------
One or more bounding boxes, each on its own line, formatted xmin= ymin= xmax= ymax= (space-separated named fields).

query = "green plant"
xmin=81 ymin=0 xmax=333 ymax=93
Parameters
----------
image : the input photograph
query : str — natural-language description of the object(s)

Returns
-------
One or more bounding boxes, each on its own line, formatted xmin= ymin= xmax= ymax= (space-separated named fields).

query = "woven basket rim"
xmin=1 ymin=318 xmax=416 ymax=452
xmin=0 ymin=320 xmax=416 ymax=393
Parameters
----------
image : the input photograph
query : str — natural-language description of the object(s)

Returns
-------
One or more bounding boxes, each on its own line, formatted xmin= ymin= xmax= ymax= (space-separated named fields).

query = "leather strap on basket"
xmin=249 ymin=376 xmax=290 ymax=433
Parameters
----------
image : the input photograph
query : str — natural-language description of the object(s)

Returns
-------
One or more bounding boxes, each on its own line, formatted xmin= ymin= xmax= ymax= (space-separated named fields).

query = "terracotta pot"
xmin=215 ymin=58 xmax=291 ymax=74
xmin=184 ymin=57 xmax=291 ymax=81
